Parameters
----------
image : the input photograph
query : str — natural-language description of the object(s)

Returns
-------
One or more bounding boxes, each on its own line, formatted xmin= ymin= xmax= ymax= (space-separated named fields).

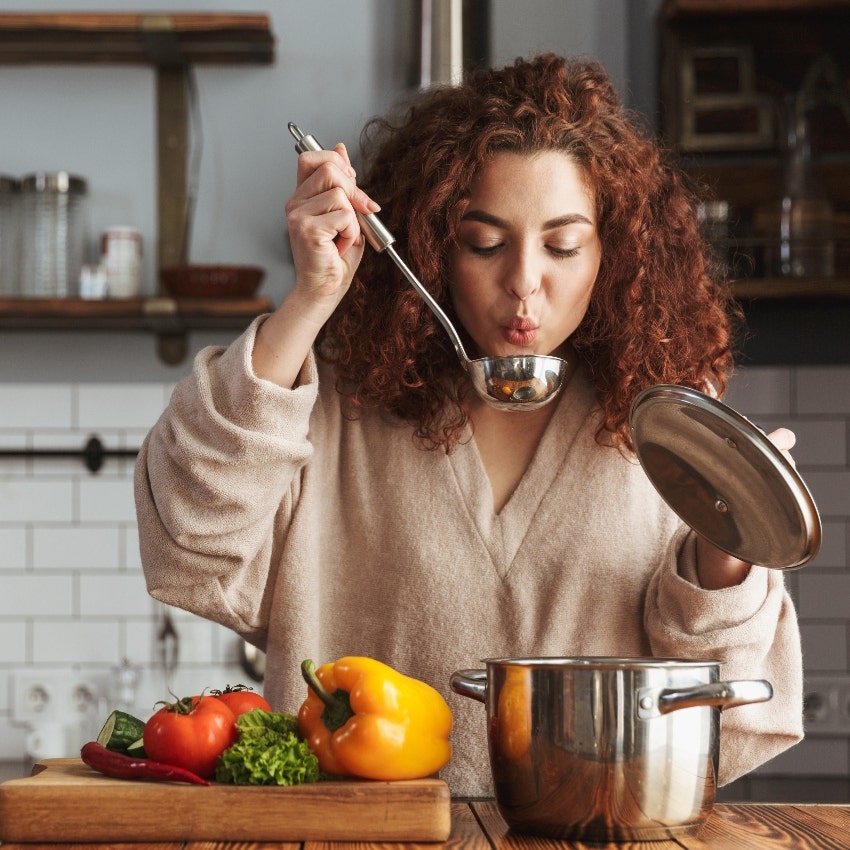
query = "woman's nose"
xmin=504 ymin=250 xmax=541 ymax=301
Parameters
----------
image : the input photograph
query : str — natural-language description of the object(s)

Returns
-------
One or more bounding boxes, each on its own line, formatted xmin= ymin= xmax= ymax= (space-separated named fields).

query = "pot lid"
xmin=629 ymin=384 xmax=821 ymax=570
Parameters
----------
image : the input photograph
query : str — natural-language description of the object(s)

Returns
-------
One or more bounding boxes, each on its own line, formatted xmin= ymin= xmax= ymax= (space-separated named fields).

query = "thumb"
xmin=341 ymin=230 xmax=368 ymax=279
xmin=767 ymin=427 xmax=797 ymax=468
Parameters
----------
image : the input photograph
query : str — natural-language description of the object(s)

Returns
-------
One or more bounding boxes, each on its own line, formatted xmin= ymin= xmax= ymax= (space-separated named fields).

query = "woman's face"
xmin=448 ymin=150 xmax=601 ymax=360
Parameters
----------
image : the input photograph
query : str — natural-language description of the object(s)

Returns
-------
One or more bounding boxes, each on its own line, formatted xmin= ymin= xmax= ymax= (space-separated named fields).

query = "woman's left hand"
xmin=694 ymin=427 xmax=796 ymax=589
xmin=765 ymin=426 xmax=796 ymax=467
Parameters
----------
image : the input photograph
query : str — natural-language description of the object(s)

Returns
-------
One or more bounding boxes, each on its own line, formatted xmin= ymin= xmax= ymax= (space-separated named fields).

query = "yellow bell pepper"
xmin=297 ymin=656 xmax=453 ymax=780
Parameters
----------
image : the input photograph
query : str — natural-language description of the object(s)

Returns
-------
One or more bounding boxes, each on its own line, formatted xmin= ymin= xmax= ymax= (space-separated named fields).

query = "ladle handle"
xmin=287 ymin=122 xmax=471 ymax=364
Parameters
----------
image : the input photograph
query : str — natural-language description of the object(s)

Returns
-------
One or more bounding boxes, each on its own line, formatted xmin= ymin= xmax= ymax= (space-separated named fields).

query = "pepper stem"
xmin=301 ymin=659 xmax=353 ymax=732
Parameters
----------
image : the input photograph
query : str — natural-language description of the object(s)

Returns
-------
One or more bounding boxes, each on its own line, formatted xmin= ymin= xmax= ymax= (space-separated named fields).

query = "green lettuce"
xmin=215 ymin=708 xmax=320 ymax=786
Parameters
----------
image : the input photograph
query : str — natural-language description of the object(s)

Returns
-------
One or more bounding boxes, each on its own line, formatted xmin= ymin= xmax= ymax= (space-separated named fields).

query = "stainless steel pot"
xmin=450 ymin=657 xmax=772 ymax=842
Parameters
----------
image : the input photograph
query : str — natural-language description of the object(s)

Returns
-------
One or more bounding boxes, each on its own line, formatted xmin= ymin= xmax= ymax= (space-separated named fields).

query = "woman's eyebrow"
xmin=461 ymin=210 xmax=594 ymax=229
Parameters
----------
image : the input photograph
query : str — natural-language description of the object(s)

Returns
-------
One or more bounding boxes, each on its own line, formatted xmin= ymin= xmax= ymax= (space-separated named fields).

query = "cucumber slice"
xmin=125 ymin=736 xmax=147 ymax=758
xmin=97 ymin=710 xmax=147 ymax=753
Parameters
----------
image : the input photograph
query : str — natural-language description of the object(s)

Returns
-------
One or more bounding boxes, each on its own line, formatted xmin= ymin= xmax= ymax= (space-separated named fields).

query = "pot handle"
xmin=637 ymin=679 xmax=773 ymax=719
xmin=450 ymin=669 xmax=487 ymax=703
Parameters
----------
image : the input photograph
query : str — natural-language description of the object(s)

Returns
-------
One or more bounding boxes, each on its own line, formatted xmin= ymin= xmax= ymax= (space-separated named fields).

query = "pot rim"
xmin=480 ymin=656 xmax=722 ymax=669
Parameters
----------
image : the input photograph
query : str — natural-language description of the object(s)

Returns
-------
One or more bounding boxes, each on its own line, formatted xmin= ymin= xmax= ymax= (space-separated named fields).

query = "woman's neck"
xmin=467 ymin=397 xmax=559 ymax=514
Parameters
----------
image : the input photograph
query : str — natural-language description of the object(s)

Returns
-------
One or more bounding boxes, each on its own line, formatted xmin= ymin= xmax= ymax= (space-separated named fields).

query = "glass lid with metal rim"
xmin=629 ymin=384 xmax=821 ymax=570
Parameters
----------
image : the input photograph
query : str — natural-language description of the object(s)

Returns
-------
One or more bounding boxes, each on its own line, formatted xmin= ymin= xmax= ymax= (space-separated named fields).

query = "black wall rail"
xmin=0 ymin=435 xmax=139 ymax=473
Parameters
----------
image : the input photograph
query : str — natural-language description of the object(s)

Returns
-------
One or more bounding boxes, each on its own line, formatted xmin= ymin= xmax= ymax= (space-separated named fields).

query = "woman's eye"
xmin=462 ymin=239 xmax=581 ymax=258
xmin=468 ymin=243 xmax=502 ymax=256
xmin=548 ymin=245 xmax=580 ymax=258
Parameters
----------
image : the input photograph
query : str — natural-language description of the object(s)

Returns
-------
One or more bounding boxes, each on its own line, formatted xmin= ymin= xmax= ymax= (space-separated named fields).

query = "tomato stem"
xmin=210 ymin=683 xmax=254 ymax=696
xmin=153 ymin=694 xmax=200 ymax=715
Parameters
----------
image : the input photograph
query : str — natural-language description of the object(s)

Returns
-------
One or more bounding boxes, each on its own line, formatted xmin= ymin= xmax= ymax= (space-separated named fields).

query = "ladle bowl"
xmin=468 ymin=354 xmax=567 ymax=410
xmin=289 ymin=123 xmax=569 ymax=411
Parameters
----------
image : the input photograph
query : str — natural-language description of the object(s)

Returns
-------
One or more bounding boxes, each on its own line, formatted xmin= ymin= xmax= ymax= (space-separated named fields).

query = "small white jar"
xmin=101 ymin=225 xmax=142 ymax=298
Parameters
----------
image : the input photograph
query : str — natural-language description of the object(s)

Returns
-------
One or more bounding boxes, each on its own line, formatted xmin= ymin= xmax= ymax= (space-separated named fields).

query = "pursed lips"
xmin=503 ymin=316 xmax=539 ymax=347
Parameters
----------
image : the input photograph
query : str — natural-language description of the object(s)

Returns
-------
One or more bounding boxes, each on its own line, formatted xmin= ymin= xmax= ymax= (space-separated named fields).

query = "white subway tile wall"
xmin=725 ymin=366 xmax=850 ymax=778
xmin=0 ymin=380 xmax=249 ymax=764
xmin=0 ymin=366 xmax=848 ymax=775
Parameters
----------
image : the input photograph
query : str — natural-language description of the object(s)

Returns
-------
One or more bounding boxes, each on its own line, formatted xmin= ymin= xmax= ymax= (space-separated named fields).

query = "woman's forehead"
xmin=461 ymin=150 xmax=597 ymax=223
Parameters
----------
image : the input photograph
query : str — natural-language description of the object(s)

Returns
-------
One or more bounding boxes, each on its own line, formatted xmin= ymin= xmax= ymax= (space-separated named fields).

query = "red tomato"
xmin=212 ymin=684 xmax=272 ymax=717
xmin=143 ymin=695 xmax=237 ymax=779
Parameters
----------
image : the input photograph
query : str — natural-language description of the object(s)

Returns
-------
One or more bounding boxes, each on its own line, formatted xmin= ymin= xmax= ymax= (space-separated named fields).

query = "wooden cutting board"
xmin=0 ymin=758 xmax=451 ymax=843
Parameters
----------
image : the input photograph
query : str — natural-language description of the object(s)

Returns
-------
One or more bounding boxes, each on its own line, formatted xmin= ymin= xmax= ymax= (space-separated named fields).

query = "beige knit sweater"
xmin=135 ymin=316 xmax=803 ymax=797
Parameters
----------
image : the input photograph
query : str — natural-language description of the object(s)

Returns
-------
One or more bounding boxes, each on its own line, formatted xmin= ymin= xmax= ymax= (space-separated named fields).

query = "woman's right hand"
xmin=252 ymin=142 xmax=380 ymax=388
xmin=284 ymin=142 xmax=381 ymax=321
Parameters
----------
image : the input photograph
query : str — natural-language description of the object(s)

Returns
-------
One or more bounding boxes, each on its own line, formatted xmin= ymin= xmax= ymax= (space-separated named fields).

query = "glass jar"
xmin=0 ymin=174 xmax=19 ymax=296
xmin=19 ymin=171 xmax=89 ymax=297
xmin=766 ymin=95 xmax=834 ymax=279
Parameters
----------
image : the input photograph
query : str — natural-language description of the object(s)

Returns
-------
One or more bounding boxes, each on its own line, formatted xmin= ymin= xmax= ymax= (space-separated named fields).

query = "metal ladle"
xmin=288 ymin=123 xmax=569 ymax=411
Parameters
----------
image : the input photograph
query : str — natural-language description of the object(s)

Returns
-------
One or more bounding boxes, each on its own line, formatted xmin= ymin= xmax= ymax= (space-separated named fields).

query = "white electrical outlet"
xmin=12 ymin=671 xmax=100 ymax=725
xmin=803 ymin=675 xmax=850 ymax=736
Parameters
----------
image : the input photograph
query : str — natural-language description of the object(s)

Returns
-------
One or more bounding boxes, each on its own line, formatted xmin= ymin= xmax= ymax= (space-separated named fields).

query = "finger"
xmin=295 ymin=158 xmax=380 ymax=217
xmin=767 ymin=427 xmax=796 ymax=452
xmin=294 ymin=148 xmax=353 ymax=187
xmin=328 ymin=145 xmax=382 ymax=212
xmin=333 ymin=142 xmax=357 ymax=179
xmin=289 ymin=192 xmax=360 ymax=254
xmin=352 ymin=186 xmax=381 ymax=214
xmin=331 ymin=204 xmax=365 ymax=256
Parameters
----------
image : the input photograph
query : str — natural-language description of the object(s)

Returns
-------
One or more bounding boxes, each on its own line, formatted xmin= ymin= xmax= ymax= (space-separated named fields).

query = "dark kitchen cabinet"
xmin=658 ymin=0 xmax=850 ymax=363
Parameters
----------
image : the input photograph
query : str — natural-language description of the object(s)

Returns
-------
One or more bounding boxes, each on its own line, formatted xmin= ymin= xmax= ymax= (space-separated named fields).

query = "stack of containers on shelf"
xmin=0 ymin=174 xmax=19 ymax=296
xmin=19 ymin=171 xmax=89 ymax=298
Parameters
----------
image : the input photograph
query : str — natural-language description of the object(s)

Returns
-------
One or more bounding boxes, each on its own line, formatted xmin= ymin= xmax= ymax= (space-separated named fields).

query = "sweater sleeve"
xmin=134 ymin=315 xmax=319 ymax=638
xmin=645 ymin=527 xmax=803 ymax=785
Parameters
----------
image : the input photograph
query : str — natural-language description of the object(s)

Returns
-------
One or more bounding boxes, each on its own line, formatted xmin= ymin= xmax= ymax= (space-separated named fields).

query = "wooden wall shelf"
xmin=661 ymin=0 xmax=850 ymax=18
xmin=733 ymin=278 xmax=850 ymax=300
xmin=0 ymin=13 xmax=274 ymax=65
xmin=0 ymin=297 xmax=273 ymax=364
xmin=0 ymin=11 xmax=276 ymax=275
xmin=683 ymin=159 xmax=850 ymax=208
xmin=0 ymin=12 xmax=276 ymax=363
xmin=0 ymin=297 xmax=272 ymax=329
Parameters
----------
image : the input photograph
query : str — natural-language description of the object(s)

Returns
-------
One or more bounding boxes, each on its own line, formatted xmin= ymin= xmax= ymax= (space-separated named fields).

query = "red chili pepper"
xmin=80 ymin=741 xmax=210 ymax=786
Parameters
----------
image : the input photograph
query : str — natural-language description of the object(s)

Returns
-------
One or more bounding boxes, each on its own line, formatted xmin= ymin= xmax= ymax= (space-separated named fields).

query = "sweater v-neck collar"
xmin=447 ymin=368 xmax=597 ymax=579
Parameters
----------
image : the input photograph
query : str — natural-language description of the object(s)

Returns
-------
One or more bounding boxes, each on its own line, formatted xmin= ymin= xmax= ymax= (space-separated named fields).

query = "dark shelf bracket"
xmin=157 ymin=332 xmax=189 ymax=365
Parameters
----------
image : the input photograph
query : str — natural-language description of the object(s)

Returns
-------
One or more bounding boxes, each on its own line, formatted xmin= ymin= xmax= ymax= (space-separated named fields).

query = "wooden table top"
xmin=462 ymin=800 xmax=850 ymax=848
xmin=1 ymin=800 xmax=848 ymax=849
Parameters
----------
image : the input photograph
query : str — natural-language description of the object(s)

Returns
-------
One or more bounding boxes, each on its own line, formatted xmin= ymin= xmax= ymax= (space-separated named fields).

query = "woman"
xmin=135 ymin=54 xmax=802 ymax=796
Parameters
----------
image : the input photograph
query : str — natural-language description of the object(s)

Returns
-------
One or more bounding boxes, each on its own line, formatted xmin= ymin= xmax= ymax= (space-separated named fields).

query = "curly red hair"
xmin=317 ymin=54 xmax=740 ymax=450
